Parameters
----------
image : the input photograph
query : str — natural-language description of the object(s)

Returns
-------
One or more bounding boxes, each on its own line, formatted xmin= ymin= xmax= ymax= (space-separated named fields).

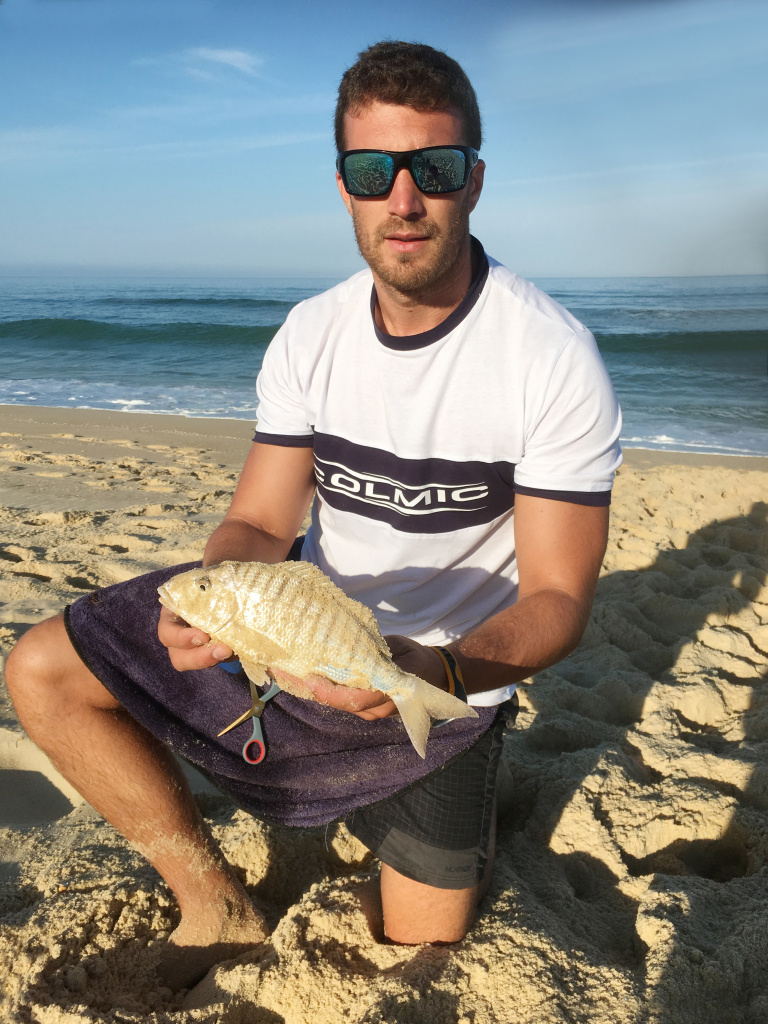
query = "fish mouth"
xmin=157 ymin=583 xmax=178 ymax=615
xmin=157 ymin=584 xmax=191 ymax=624
xmin=157 ymin=583 xmax=236 ymax=637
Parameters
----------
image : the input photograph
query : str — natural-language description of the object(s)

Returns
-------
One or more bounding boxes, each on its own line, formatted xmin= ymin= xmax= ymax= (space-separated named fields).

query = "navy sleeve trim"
xmin=513 ymin=484 xmax=612 ymax=507
xmin=252 ymin=431 xmax=314 ymax=448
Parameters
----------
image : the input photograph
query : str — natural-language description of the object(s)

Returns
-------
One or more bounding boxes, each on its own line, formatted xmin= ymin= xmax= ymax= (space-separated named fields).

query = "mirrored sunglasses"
xmin=336 ymin=146 xmax=479 ymax=197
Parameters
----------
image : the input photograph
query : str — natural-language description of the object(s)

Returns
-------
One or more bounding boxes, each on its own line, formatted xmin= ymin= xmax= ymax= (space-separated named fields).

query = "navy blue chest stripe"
xmin=252 ymin=433 xmax=613 ymax=522
xmin=313 ymin=432 xmax=515 ymax=534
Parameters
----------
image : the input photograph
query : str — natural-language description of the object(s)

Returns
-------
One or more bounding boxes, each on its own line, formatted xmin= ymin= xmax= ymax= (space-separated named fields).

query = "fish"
xmin=157 ymin=560 xmax=478 ymax=758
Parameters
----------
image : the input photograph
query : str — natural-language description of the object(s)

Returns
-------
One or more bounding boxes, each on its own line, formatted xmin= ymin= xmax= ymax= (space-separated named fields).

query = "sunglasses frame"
xmin=336 ymin=145 xmax=480 ymax=197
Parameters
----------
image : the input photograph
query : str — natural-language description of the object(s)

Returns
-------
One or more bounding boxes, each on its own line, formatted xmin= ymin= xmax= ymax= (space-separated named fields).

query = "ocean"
xmin=1 ymin=274 xmax=766 ymax=457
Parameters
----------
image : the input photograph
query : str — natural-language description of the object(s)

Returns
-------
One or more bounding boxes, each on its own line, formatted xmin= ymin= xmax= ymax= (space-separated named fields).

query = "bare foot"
xmin=154 ymin=898 xmax=268 ymax=991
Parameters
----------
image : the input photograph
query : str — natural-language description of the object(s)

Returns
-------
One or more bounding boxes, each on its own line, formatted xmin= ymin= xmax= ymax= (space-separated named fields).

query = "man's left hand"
xmin=295 ymin=635 xmax=447 ymax=720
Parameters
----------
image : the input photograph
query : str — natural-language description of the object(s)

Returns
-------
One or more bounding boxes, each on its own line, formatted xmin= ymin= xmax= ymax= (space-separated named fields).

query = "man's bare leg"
xmin=5 ymin=615 xmax=267 ymax=989
xmin=379 ymin=805 xmax=497 ymax=944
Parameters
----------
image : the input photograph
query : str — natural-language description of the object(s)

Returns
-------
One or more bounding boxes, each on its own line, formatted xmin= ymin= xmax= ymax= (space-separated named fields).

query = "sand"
xmin=1 ymin=403 xmax=768 ymax=1023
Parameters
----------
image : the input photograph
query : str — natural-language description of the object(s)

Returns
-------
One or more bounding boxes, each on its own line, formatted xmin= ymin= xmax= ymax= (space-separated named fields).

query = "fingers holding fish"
xmin=301 ymin=676 xmax=398 ymax=720
xmin=265 ymin=665 xmax=319 ymax=701
xmin=384 ymin=635 xmax=448 ymax=693
xmin=157 ymin=604 xmax=209 ymax=648
xmin=157 ymin=560 xmax=477 ymax=756
xmin=157 ymin=604 xmax=234 ymax=672
xmin=261 ymin=663 xmax=399 ymax=720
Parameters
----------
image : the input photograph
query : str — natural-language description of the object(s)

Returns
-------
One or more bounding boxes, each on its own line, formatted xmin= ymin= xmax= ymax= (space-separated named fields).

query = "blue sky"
xmin=1 ymin=0 xmax=766 ymax=278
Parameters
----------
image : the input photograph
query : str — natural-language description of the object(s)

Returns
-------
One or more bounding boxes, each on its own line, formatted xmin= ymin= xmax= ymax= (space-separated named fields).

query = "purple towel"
xmin=65 ymin=563 xmax=499 ymax=828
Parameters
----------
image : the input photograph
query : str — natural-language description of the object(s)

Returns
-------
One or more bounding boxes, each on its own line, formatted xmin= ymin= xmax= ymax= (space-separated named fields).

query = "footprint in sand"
xmin=11 ymin=570 xmax=53 ymax=583
xmin=64 ymin=576 xmax=99 ymax=591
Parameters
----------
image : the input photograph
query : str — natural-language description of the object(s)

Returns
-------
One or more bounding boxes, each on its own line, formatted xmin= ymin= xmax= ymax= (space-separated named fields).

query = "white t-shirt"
xmin=254 ymin=243 xmax=622 ymax=705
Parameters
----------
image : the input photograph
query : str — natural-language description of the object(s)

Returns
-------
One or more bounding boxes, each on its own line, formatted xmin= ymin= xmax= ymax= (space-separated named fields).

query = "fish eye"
xmin=196 ymin=576 xmax=211 ymax=592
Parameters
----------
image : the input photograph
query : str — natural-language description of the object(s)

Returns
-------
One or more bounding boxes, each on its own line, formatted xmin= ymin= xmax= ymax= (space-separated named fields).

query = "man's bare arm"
xmin=447 ymin=494 xmax=609 ymax=694
xmin=304 ymin=493 xmax=609 ymax=716
xmin=158 ymin=442 xmax=315 ymax=671
xmin=202 ymin=442 xmax=316 ymax=567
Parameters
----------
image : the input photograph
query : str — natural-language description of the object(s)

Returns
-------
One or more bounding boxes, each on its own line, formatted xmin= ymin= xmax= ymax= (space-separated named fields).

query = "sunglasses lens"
xmin=342 ymin=152 xmax=394 ymax=196
xmin=411 ymin=148 xmax=467 ymax=193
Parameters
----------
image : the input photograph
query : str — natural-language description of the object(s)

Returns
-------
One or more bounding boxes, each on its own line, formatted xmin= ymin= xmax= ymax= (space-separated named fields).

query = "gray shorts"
xmin=344 ymin=695 xmax=518 ymax=889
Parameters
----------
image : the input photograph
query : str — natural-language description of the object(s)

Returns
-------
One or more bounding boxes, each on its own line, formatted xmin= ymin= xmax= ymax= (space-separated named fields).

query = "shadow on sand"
xmin=501 ymin=500 xmax=768 ymax=1022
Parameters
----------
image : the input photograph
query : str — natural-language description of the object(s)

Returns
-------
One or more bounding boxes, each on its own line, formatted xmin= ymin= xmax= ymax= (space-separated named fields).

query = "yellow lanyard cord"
xmin=428 ymin=646 xmax=468 ymax=703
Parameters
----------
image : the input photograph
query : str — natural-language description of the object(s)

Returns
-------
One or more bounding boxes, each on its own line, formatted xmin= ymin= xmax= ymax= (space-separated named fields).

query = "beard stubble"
xmin=350 ymin=191 xmax=473 ymax=298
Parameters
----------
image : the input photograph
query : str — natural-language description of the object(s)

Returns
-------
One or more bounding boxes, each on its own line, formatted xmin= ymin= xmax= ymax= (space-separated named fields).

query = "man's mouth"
xmin=384 ymin=234 xmax=430 ymax=254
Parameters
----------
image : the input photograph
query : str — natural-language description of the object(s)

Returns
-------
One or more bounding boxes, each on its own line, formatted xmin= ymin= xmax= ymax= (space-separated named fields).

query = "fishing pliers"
xmin=217 ymin=676 xmax=282 ymax=765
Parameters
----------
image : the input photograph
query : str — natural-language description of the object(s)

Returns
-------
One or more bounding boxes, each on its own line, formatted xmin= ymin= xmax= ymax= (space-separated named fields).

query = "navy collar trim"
xmin=371 ymin=237 xmax=489 ymax=351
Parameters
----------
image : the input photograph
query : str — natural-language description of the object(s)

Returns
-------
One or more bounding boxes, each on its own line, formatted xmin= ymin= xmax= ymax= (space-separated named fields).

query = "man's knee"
xmin=7 ymin=615 xmax=59 ymax=680
xmin=6 ymin=614 xmax=118 ymax=712
xmin=379 ymin=863 xmax=479 ymax=945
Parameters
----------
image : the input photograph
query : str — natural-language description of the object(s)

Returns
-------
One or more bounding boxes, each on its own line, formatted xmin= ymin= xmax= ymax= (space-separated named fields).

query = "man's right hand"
xmin=157 ymin=605 xmax=233 ymax=672
xmin=156 ymin=440 xmax=315 ymax=673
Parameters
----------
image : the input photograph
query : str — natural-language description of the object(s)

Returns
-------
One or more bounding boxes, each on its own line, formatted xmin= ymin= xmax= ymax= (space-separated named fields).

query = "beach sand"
xmin=1 ymin=404 xmax=767 ymax=1023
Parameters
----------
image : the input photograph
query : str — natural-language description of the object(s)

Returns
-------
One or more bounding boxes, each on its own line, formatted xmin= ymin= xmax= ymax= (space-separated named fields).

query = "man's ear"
xmin=336 ymin=172 xmax=354 ymax=217
xmin=467 ymin=159 xmax=485 ymax=215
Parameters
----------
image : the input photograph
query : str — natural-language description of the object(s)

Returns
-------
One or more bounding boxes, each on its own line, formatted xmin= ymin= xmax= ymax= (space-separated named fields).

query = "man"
xmin=6 ymin=42 xmax=621 ymax=989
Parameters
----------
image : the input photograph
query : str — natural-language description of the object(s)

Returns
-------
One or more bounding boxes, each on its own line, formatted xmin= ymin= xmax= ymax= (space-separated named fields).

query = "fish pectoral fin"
xmin=238 ymin=658 xmax=271 ymax=689
xmin=243 ymin=632 xmax=290 ymax=664
xmin=392 ymin=674 xmax=479 ymax=759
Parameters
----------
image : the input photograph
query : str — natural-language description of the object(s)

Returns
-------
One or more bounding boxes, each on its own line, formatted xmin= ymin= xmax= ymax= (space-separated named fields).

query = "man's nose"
xmin=387 ymin=167 xmax=426 ymax=219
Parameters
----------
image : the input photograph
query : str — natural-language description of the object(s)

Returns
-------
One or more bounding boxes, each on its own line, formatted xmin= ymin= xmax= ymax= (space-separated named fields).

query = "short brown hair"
xmin=334 ymin=41 xmax=482 ymax=152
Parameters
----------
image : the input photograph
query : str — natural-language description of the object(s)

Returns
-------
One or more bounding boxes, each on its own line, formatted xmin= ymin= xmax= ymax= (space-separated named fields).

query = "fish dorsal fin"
xmin=278 ymin=561 xmax=390 ymax=656
xmin=277 ymin=560 xmax=334 ymax=586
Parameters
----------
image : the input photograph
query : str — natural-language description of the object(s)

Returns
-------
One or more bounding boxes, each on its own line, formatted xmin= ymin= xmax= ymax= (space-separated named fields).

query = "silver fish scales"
xmin=157 ymin=559 xmax=477 ymax=757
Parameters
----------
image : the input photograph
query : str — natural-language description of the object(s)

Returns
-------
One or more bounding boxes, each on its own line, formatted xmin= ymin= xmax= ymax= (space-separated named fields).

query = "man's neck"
xmin=372 ymin=238 xmax=475 ymax=338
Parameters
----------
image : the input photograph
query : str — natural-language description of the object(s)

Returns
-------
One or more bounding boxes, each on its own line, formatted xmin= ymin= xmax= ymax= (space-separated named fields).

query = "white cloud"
xmin=0 ymin=126 xmax=327 ymax=165
xmin=133 ymin=47 xmax=265 ymax=82
xmin=185 ymin=47 xmax=263 ymax=77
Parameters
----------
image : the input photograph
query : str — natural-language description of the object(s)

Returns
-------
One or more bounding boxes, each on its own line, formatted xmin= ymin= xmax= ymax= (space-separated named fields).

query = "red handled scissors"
xmin=217 ymin=678 xmax=282 ymax=764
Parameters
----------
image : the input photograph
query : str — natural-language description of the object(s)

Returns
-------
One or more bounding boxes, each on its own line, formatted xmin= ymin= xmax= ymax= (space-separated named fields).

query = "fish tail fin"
xmin=392 ymin=674 xmax=478 ymax=759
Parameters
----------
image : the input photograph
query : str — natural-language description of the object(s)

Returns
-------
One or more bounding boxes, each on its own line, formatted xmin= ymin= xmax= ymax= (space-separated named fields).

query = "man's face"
xmin=336 ymin=102 xmax=484 ymax=297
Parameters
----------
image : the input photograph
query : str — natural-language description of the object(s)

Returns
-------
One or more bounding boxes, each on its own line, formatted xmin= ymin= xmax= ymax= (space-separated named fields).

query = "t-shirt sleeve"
xmin=513 ymin=328 xmax=622 ymax=505
xmin=252 ymin=321 xmax=314 ymax=448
